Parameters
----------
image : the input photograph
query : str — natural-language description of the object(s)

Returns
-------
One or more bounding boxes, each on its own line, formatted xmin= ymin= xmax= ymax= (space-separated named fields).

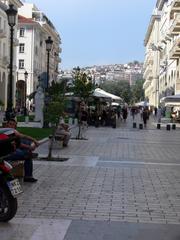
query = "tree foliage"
xmin=131 ymin=79 xmax=145 ymax=103
xmin=72 ymin=67 xmax=94 ymax=102
xmin=100 ymin=81 xmax=132 ymax=104
xmin=100 ymin=79 xmax=144 ymax=104
xmin=44 ymin=81 xmax=67 ymax=126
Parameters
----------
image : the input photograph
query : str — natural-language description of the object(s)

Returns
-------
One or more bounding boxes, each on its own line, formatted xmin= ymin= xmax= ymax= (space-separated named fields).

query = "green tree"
xmin=44 ymin=81 xmax=67 ymax=160
xmin=131 ymin=79 xmax=145 ymax=104
xmin=72 ymin=67 xmax=94 ymax=139
xmin=72 ymin=67 xmax=94 ymax=102
xmin=100 ymin=81 xmax=132 ymax=104
xmin=44 ymin=80 xmax=67 ymax=126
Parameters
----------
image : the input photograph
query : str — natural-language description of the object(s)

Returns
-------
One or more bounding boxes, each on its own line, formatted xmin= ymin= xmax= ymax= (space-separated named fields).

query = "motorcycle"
xmin=0 ymin=128 xmax=22 ymax=222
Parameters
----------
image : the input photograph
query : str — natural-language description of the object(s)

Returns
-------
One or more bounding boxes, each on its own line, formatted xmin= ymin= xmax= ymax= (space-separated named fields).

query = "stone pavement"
xmin=1 ymin=116 xmax=180 ymax=239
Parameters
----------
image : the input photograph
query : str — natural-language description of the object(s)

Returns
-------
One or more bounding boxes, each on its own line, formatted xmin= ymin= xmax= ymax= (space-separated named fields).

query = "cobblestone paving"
xmin=16 ymin=122 xmax=180 ymax=225
xmin=16 ymin=162 xmax=180 ymax=225
xmin=50 ymin=127 xmax=180 ymax=163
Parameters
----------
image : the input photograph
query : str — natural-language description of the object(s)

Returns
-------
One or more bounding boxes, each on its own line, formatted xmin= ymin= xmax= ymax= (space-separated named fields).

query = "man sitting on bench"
xmin=5 ymin=119 xmax=39 ymax=183
xmin=55 ymin=116 xmax=71 ymax=147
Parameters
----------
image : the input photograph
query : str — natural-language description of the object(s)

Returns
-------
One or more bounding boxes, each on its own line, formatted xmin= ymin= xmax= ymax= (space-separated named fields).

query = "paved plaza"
xmin=1 ymin=118 xmax=180 ymax=239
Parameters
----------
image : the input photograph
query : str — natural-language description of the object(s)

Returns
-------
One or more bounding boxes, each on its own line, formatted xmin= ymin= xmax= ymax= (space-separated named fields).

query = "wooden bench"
xmin=49 ymin=134 xmax=64 ymax=149
xmin=10 ymin=161 xmax=24 ymax=178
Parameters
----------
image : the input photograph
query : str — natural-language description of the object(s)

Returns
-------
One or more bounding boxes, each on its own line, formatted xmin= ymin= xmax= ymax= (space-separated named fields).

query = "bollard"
xmin=172 ymin=124 xmax=176 ymax=130
xmin=133 ymin=122 xmax=136 ymax=128
xmin=139 ymin=123 xmax=143 ymax=129
xmin=166 ymin=124 xmax=171 ymax=131
xmin=157 ymin=123 xmax=161 ymax=129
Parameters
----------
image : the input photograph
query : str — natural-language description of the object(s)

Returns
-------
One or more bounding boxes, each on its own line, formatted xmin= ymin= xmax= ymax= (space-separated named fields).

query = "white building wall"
xmin=0 ymin=0 xmax=23 ymax=110
xmin=144 ymin=0 xmax=180 ymax=106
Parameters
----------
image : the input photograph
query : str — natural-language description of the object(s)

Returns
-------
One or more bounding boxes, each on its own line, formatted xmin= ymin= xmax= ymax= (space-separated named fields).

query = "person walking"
xmin=131 ymin=107 xmax=136 ymax=121
xmin=142 ymin=107 xmax=149 ymax=128
xmin=157 ymin=106 xmax=162 ymax=123
xmin=122 ymin=106 xmax=128 ymax=122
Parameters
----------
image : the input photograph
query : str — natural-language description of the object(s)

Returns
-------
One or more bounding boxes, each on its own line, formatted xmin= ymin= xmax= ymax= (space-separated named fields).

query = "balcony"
xmin=143 ymin=79 xmax=151 ymax=89
xmin=0 ymin=29 xmax=6 ymax=39
xmin=170 ymin=0 xmax=180 ymax=19
xmin=144 ymin=52 xmax=153 ymax=68
xmin=169 ymin=37 xmax=180 ymax=59
xmin=143 ymin=66 xmax=153 ymax=80
xmin=169 ymin=13 xmax=180 ymax=35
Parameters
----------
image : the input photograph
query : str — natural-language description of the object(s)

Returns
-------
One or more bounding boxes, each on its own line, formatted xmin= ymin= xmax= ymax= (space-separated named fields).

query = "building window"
xmin=19 ymin=59 xmax=24 ymax=69
xmin=19 ymin=28 xmax=25 ymax=37
xmin=19 ymin=43 xmax=25 ymax=53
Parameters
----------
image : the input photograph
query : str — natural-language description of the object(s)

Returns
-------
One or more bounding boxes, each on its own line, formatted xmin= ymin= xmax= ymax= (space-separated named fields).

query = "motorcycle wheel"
xmin=0 ymin=184 xmax=17 ymax=222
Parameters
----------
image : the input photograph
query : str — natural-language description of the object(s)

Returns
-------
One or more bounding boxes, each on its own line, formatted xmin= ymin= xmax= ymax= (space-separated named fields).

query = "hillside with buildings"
xmin=60 ymin=61 xmax=144 ymax=87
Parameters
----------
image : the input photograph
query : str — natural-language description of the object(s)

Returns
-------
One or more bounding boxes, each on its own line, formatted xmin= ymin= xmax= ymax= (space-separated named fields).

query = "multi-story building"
xmin=143 ymin=0 xmax=180 ymax=107
xmin=0 ymin=0 xmax=23 ymax=110
xmin=16 ymin=3 xmax=61 ymax=109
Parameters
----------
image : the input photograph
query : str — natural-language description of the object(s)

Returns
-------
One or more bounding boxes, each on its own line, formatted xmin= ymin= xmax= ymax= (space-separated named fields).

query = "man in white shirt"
xmin=56 ymin=117 xmax=71 ymax=147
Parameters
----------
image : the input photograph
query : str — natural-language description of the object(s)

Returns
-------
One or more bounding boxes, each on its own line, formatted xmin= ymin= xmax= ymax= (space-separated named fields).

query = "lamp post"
xmin=43 ymin=36 xmax=53 ymax=128
xmin=5 ymin=4 xmax=17 ymax=120
xmin=45 ymin=36 xmax=53 ymax=90
xmin=24 ymin=71 xmax=28 ymax=116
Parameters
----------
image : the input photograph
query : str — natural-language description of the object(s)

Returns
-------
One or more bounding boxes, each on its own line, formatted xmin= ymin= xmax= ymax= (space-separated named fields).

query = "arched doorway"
xmin=16 ymin=80 xmax=25 ymax=110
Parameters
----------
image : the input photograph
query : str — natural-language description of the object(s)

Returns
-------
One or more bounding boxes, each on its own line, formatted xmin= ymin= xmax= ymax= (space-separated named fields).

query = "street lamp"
xmin=5 ymin=4 xmax=17 ymax=120
xmin=45 ymin=36 xmax=53 ymax=90
xmin=24 ymin=71 xmax=28 ymax=116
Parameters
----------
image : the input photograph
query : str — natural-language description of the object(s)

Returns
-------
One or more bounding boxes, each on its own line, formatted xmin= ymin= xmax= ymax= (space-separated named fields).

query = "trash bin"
xmin=172 ymin=124 xmax=176 ymax=130
xmin=133 ymin=122 xmax=136 ymax=128
xmin=157 ymin=123 xmax=161 ymax=129
xmin=139 ymin=123 xmax=143 ymax=129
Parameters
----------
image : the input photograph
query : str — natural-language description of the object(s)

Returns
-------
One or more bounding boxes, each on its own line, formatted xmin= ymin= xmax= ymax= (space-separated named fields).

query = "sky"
xmin=28 ymin=0 xmax=157 ymax=70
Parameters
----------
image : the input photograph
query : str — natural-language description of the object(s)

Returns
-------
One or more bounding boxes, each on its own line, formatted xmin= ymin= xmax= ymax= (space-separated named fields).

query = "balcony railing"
xmin=170 ymin=0 xmax=180 ymax=19
xmin=169 ymin=36 xmax=180 ymax=59
xmin=143 ymin=66 xmax=153 ymax=80
xmin=143 ymin=78 xmax=152 ymax=89
xmin=169 ymin=13 xmax=180 ymax=35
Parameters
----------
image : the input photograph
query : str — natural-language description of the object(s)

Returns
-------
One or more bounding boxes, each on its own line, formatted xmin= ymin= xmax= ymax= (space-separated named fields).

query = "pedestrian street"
xmin=17 ymin=122 xmax=180 ymax=223
xmin=1 ymin=121 xmax=180 ymax=239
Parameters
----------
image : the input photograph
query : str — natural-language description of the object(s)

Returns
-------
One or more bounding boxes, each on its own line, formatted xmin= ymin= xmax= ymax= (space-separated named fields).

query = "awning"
xmin=135 ymin=101 xmax=150 ymax=107
xmin=160 ymin=94 xmax=180 ymax=106
xmin=93 ymin=88 xmax=123 ymax=101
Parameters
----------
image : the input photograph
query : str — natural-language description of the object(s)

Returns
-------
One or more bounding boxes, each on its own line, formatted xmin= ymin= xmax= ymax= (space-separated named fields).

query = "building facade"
xmin=17 ymin=3 xmax=61 ymax=109
xmin=0 ymin=0 xmax=22 ymax=110
xmin=143 ymin=0 xmax=180 ymax=107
